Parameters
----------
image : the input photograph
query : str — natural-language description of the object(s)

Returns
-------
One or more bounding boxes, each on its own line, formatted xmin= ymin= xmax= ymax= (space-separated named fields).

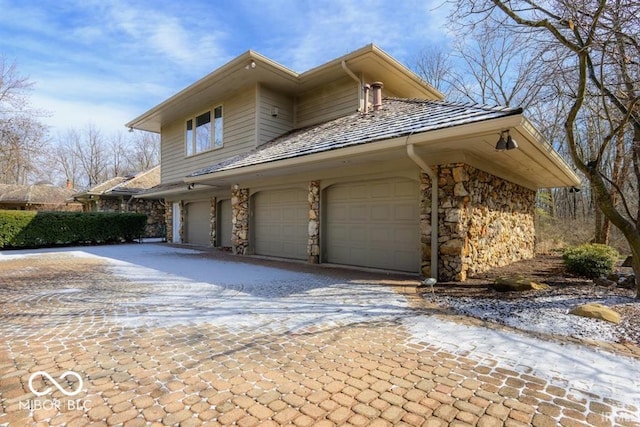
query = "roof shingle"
xmin=188 ymin=98 xmax=521 ymax=178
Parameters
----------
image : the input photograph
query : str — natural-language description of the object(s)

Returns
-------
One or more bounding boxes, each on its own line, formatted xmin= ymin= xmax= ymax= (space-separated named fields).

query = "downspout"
xmin=406 ymin=141 xmax=438 ymax=280
xmin=341 ymin=60 xmax=363 ymax=112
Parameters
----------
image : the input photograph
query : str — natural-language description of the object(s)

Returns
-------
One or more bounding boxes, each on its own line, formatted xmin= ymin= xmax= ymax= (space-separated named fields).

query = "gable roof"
xmin=126 ymin=44 xmax=443 ymax=133
xmin=74 ymin=166 xmax=160 ymax=199
xmin=188 ymin=98 xmax=521 ymax=177
xmin=0 ymin=184 xmax=76 ymax=205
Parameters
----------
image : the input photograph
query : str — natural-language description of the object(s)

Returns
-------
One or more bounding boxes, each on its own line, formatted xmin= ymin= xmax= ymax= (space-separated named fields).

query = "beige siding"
xmin=257 ymin=85 xmax=294 ymax=145
xmin=296 ymin=77 xmax=359 ymax=128
xmin=160 ymin=86 xmax=257 ymax=183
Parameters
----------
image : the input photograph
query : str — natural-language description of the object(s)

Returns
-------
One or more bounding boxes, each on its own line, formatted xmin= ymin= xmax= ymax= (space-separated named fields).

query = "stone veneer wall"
xmin=435 ymin=163 xmax=536 ymax=281
xmin=419 ymin=172 xmax=434 ymax=277
xmin=164 ymin=200 xmax=173 ymax=243
xmin=95 ymin=197 xmax=165 ymax=237
xmin=209 ymin=197 xmax=217 ymax=247
xmin=179 ymin=201 xmax=185 ymax=243
xmin=307 ymin=180 xmax=320 ymax=264
xmin=231 ymin=187 xmax=249 ymax=255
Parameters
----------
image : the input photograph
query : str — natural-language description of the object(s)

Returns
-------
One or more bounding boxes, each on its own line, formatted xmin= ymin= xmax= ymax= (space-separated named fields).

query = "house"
xmin=72 ymin=166 xmax=165 ymax=237
xmin=127 ymin=44 xmax=580 ymax=281
xmin=0 ymin=183 xmax=82 ymax=212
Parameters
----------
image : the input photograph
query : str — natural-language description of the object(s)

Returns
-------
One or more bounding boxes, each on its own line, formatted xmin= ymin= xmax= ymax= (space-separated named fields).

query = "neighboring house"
xmin=0 ymin=183 xmax=82 ymax=212
xmin=127 ymin=44 xmax=580 ymax=281
xmin=72 ymin=166 xmax=165 ymax=238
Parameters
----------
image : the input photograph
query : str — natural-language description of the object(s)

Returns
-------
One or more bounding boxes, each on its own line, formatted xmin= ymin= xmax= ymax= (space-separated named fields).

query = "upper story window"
xmin=185 ymin=106 xmax=223 ymax=156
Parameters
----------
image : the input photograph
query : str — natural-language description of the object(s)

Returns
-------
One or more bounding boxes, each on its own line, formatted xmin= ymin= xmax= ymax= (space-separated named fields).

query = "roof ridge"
xmin=384 ymin=96 xmax=523 ymax=114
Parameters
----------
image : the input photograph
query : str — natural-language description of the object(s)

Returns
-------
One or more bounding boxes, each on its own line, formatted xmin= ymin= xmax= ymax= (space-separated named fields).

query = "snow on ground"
xmin=4 ymin=244 xmax=640 ymax=421
xmin=405 ymin=315 xmax=640 ymax=422
xmin=431 ymin=293 xmax=637 ymax=343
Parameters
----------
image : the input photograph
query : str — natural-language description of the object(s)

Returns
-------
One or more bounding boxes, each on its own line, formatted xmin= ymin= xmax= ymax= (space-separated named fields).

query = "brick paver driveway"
xmin=0 ymin=244 xmax=638 ymax=426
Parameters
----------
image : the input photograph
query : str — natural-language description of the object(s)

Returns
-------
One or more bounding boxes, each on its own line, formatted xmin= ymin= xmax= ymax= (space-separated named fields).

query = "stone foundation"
xmin=209 ymin=197 xmax=217 ymax=247
xmin=164 ymin=201 xmax=173 ymax=243
xmin=307 ymin=180 xmax=320 ymax=264
xmin=94 ymin=197 xmax=165 ymax=238
xmin=433 ymin=163 xmax=535 ymax=281
xmin=231 ymin=187 xmax=249 ymax=255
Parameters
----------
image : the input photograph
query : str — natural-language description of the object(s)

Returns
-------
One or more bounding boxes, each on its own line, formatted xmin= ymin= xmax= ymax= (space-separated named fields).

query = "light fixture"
xmin=569 ymin=187 xmax=580 ymax=193
xmin=245 ymin=60 xmax=256 ymax=70
xmin=187 ymin=183 xmax=195 ymax=190
xmin=495 ymin=130 xmax=518 ymax=151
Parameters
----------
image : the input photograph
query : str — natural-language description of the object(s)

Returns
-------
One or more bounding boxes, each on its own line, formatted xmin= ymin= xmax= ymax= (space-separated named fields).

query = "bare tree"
xmin=0 ymin=57 xmax=49 ymax=184
xmin=129 ymin=131 xmax=160 ymax=171
xmin=412 ymin=45 xmax=454 ymax=97
xmin=74 ymin=124 xmax=109 ymax=187
xmin=450 ymin=0 xmax=640 ymax=297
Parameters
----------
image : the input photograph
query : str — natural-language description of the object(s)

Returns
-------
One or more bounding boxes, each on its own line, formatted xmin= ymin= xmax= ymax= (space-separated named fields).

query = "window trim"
xmin=185 ymin=104 xmax=223 ymax=157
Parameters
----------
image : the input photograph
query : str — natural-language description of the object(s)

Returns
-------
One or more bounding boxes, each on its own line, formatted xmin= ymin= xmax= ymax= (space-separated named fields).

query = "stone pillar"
xmin=307 ymin=180 xmax=320 ymax=264
xmin=438 ymin=164 xmax=471 ymax=281
xmin=231 ymin=187 xmax=249 ymax=255
xmin=419 ymin=173 xmax=433 ymax=277
xmin=164 ymin=198 xmax=173 ymax=243
xmin=179 ymin=200 xmax=185 ymax=243
xmin=209 ymin=196 xmax=217 ymax=247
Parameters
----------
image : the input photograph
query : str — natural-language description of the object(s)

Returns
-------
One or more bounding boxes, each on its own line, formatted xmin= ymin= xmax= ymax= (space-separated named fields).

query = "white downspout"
xmin=341 ymin=60 xmax=363 ymax=112
xmin=406 ymin=142 xmax=438 ymax=280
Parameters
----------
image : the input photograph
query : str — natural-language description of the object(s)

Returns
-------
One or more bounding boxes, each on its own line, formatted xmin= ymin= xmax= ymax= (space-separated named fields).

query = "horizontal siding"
xmin=296 ymin=77 xmax=359 ymax=128
xmin=258 ymin=85 xmax=294 ymax=145
xmin=161 ymin=87 xmax=256 ymax=183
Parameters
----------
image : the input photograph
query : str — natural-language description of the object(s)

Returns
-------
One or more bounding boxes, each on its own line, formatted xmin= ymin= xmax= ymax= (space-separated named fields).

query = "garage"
xmin=325 ymin=178 xmax=420 ymax=272
xmin=185 ymin=200 xmax=211 ymax=246
xmin=218 ymin=199 xmax=232 ymax=248
xmin=253 ymin=189 xmax=307 ymax=259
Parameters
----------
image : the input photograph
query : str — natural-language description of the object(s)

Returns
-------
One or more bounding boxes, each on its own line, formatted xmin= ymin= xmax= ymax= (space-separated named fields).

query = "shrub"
xmin=562 ymin=243 xmax=619 ymax=278
xmin=0 ymin=210 xmax=147 ymax=248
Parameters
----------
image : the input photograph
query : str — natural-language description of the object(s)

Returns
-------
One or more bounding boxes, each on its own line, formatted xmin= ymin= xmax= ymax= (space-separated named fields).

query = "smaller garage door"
xmin=253 ymin=189 xmax=307 ymax=259
xmin=218 ymin=199 xmax=232 ymax=248
xmin=325 ymin=178 xmax=419 ymax=272
xmin=186 ymin=201 xmax=211 ymax=246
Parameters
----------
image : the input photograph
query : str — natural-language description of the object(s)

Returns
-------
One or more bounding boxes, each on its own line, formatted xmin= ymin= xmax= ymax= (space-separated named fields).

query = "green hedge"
xmin=0 ymin=210 xmax=147 ymax=248
xmin=563 ymin=243 xmax=619 ymax=278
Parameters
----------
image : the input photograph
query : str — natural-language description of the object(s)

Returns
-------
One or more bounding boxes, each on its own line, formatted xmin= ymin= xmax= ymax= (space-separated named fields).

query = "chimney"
xmin=362 ymin=84 xmax=371 ymax=113
xmin=371 ymin=82 xmax=384 ymax=111
xmin=66 ymin=179 xmax=73 ymax=189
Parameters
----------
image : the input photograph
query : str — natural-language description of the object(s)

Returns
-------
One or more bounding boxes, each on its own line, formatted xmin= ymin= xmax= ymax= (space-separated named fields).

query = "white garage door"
xmin=185 ymin=201 xmax=210 ymax=246
xmin=325 ymin=178 xmax=420 ymax=272
xmin=218 ymin=199 xmax=232 ymax=248
xmin=253 ymin=189 xmax=307 ymax=259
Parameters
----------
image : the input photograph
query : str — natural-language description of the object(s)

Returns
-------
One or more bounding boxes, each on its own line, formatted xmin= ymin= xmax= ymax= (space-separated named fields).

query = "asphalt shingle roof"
xmin=0 ymin=184 xmax=76 ymax=205
xmin=189 ymin=98 xmax=522 ymax=178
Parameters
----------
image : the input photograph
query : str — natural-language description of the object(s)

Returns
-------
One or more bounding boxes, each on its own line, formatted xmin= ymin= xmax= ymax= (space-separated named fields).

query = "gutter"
xmin=406 ymin=142 xmax=438 ymax=281
xmin=341 ymin=61 xmax=363 ymax=112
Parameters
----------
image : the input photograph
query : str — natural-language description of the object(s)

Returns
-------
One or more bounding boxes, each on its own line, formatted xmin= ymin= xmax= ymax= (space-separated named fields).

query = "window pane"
xmin=213 ymin=106 xmax=223 ymax=148
xmin=186 ymin=119 xmax=193 ymax=156
xmin=195 ymin=112 xmax=211 ymax=152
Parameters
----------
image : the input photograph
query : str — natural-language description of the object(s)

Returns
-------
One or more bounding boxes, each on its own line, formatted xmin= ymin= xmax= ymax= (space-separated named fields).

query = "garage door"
xmin=218 ymin=199 xmax=232 ymax=248
xmin=253 ymin=189 xmax=307 ymax=259
xmin=185 ymin=201 xmax=210 ymax=246
xmin=325 ymin=178 xmax=419 ymax=272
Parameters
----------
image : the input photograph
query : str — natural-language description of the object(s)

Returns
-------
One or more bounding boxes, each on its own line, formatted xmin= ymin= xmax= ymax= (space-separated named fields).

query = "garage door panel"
xmin=254 ymin=189 xmax=307 ymax=260
xmin=394 ymin=203 xmax=417 ymax=220
xmin=395 ymin=181 xmax=416 ymax=197
xmin=326 ymin=178 xmax=419 ymax=272
xmin=219 ymin=199 xmax=232 ymax=247
xmin=186 ymin=201 xmax=210 ymax=246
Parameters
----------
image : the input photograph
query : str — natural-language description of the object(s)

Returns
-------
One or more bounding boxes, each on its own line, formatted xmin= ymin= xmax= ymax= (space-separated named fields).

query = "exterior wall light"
xmin=496 ymin=130 xmax=519 ymax=151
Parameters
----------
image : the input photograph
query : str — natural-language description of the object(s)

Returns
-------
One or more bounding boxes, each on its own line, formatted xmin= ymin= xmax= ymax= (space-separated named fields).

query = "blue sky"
xmin=0 ymin=0 xmax=451 ymax=135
